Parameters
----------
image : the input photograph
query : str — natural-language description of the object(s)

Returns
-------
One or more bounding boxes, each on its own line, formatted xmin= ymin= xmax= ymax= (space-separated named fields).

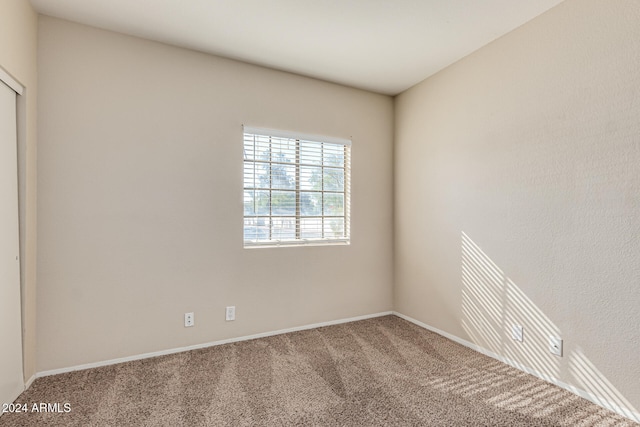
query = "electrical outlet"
xmin=184 ymin=312 xmax=194 ymax=327
xmin=225 ymin=306 xmax=235 ymax=321
xmin=511 ymin=325 xmax=524 ymax=342
xmin=549 ymin=336 xmax=563 ymax=356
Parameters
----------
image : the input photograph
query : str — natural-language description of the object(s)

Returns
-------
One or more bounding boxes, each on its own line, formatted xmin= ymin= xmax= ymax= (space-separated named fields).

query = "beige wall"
xmin=0 ymin=0 xmax=38 ymax=382
xmin=33 ymin=0 xmax=640 ymax=418
xmin=36 ymin=17 xmax=394 ymax=372
xmin=395 ymin=0 xmax=640 ymax=416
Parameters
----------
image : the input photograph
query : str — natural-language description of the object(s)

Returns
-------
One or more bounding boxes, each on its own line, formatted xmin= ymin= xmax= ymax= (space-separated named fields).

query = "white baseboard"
xmin=393 ymin=311 xmax=640 ymax=424
xmin=24 ymin=375 xmax=36 ymax=390
xmin=36 ymin=311 xmax=393 ymax=379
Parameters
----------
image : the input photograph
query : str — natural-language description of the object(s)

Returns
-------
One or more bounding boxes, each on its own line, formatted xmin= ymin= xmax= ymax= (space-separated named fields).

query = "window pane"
xmin=255 ymin=162 xmax=270 ymax=188
xmin=254 ymin=136 xmax=271 ymax=162
xmin=323 ymin=167 xmax=344 ymax=191
xmin=300 ymin=166 xmax=321 ymax=190
xmin=271 ymin=137 xmax=296 ymax=164
xmin=271 ymin=190 xmax=296 ymax=216
xmin=244 ymin=217 xmax=270 ymax=241
xmin=243 ymin=136 xmax=255 ymax=161
xmin=299 ymin=141 xmax=322 ymax=165
xmin=271 ymin=217 xmax=296 ymax=240
xmin=323 ymin=193 xmax=344 ymax=216
xmin=300 ymin=192 xmax=321 ymax=216
xmin=271 ymin=163 xmax=296 ymax=190
xmin=253 ymin=191 xmax=270 ymax=215
xmin=323 ymin=143 xmax=344 ymax=167
xmin=301 ymin=218 xmax=322 ymax=239
xmin=324 ymin=218 xmax=345 ymax=239
xmin=243 ymin=162 xmax=256 ymax=189
xmin=244 ymin=190 xmax=269 ymax=216
xmin=244 ymin=190 xmax=256 ymax=216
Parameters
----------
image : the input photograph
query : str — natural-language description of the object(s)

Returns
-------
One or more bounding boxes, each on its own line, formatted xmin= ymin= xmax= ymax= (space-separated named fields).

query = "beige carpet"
xmin=1 ymin=316 xmax=637 ymax=426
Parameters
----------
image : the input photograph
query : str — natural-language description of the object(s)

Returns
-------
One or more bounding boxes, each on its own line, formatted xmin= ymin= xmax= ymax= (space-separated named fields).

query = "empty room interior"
xmin=1 ymin=0 xmax=639 ymax=425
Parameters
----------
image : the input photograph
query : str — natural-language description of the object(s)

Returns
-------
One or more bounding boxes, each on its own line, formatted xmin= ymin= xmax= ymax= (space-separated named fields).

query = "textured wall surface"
xmin=394 ymin=0 xmax=640 ymax=417
xmin=0 ymin=0 xmax=38 ymax=381
xmin=37 ymin=17 xmax=393 ymax=372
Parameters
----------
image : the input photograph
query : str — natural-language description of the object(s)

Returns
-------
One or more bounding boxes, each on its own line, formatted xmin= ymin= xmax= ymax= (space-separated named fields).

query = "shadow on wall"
xmin=461 ymin=231 xmax=639 ymax=422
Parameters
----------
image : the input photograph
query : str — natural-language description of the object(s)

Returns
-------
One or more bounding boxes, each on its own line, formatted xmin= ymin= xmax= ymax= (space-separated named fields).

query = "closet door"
xmin=0 ymin=79 xmax=23 ymax=408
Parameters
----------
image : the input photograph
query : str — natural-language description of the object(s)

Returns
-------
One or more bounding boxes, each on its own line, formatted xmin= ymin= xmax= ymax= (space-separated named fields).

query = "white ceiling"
xmin=30 ymin=0 xmax=564 ymax=95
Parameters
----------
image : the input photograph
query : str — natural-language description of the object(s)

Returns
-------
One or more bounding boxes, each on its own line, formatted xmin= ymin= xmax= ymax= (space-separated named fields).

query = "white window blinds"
xmin=243 ymin=127 xmax=351 ymax=247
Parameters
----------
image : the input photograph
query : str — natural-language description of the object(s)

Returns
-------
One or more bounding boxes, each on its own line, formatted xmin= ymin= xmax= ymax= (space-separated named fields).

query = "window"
xmin=243 ymin=127 xmax=351 ymax=247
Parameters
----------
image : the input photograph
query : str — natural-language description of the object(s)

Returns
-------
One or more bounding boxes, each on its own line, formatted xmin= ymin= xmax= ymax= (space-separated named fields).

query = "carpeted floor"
xmin=1 ymin=315 xmax=637 ymax=426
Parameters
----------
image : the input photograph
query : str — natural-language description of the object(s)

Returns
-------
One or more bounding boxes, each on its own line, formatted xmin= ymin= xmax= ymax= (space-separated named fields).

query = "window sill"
xmin=244 ymin=239 xmax=350 ymax=249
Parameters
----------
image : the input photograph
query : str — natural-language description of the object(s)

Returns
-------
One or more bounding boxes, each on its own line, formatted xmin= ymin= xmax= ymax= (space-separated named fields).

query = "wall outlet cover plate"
xmin=184 ymin=312 xmax=194 ymax=327
xmin=549 ymin=336 xmax=563 ymax=356
xmin=225 ymin=306 xmax=235 ymax=321
xmin=512 ymin=325 xmax=524 ymax=342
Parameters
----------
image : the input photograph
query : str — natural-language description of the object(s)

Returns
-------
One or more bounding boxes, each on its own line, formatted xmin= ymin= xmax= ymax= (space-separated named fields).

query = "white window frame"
xmin=243 ymin=126 xmax=351 ymax=248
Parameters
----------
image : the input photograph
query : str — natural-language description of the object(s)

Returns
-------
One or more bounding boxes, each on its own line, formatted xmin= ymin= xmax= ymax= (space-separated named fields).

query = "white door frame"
xmin=0 ymin=67 xmax=23 ymax=95
xmin=0 ymin=68 xmax=25 ymax=411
